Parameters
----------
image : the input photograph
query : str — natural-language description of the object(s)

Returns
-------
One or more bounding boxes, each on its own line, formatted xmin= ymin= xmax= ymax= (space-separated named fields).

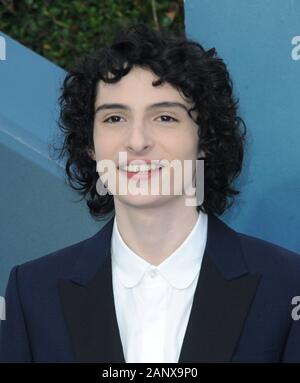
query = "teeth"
xmin=122 ymin=164 xmax=162 ymax=172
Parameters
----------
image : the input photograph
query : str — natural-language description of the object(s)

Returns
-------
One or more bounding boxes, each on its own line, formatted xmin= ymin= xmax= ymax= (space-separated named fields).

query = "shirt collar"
xmin=111 ymin=211 xmax=208 ymax=290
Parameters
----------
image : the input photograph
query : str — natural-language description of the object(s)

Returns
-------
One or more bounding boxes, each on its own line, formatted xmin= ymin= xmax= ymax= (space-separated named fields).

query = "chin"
xmin=115 ymin=194 xmax=172 ymax=208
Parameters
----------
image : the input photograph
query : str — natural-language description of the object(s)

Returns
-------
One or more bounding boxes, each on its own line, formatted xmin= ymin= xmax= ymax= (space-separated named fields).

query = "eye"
xmin=102 ymin=115 xmax=178 ymax=124
xmin=156 ymin=115 xmax=178 ymax=123
xmin=103 ymin=115 xmax=124 ymax=123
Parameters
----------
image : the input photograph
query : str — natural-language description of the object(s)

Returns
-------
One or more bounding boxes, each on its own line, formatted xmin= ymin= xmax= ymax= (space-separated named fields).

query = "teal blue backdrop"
xmin=185 ymin=0 xmax=300 ymax=253
xmin=0 ymin=33 xmax=103 ymax=296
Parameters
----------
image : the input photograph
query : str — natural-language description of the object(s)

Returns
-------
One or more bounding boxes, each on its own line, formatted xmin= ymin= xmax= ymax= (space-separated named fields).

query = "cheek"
xmin=170 ymin=133 xmax=198 ymax=159
xmin=185 ymin=128 xmax=199 ymax=156
xmin=93 ymin=131 xmax=120 ymax=157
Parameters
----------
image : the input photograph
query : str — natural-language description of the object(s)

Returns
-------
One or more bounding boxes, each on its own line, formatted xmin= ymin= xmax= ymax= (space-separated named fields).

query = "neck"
xmin=113 ymin=198 xmax=199 ymax=266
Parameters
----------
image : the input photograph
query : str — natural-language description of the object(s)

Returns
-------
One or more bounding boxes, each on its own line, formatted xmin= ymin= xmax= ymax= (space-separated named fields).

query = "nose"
xmin=125 ymin=122 xmax=153 ymax=154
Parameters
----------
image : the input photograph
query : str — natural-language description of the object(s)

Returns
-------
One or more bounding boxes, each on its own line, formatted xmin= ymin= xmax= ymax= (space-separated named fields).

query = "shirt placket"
xmin=134 ymin=267 xmax=169 ymax=362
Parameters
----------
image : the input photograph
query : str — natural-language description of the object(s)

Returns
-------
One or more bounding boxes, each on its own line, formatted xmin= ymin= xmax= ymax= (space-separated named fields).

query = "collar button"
xmin=149 ymin=268 xmax=158 ymax=278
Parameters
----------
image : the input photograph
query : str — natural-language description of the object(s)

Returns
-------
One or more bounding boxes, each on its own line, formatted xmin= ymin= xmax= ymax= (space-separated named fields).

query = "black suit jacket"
xmin=1 ymin=213 xmax=300 ymax=362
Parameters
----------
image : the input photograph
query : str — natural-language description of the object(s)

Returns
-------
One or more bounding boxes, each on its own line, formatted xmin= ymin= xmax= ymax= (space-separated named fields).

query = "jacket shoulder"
xmin=237 ymin=231 xmax=300 ymax=286
xmin=18 ymin=236 xmax=90 ymax=276
xmin=13 ymin=230 xmax=102 ymax=290
xmin=7 ymin=217 xmax=114 ymax=296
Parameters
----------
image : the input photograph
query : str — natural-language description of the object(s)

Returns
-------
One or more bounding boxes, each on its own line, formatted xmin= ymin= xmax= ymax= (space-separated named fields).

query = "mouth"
xmin=119 ymin=166 xmax=164 ymax=180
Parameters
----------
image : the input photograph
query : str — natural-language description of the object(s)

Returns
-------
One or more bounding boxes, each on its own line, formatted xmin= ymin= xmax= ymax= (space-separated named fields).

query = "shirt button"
xmin=149 ymin=268 xmax=158 ymax=278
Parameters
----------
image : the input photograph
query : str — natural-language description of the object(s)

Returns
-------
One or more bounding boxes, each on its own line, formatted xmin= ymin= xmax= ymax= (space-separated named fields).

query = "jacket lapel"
xmin=58 ymin=216 xmax=125 ymax=363
xmin=178 ymin=252 xmax=261 ymax=362
xmin=58 ymin=213 xmax=261 ymax=363
xmin=178 ymin=214 xmax=261 ymax=362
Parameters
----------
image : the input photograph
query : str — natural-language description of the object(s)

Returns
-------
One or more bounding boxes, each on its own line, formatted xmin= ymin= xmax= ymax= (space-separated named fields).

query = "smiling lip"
xmin=119 ymin=166 xmax=163 ymax=180
xmin=118 ymin=159 xmax=162 ymax=169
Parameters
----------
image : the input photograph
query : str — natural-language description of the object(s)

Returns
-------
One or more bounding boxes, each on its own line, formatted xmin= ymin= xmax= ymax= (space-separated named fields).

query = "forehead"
xmin=95 ymin=66 xmax=191 ymax=106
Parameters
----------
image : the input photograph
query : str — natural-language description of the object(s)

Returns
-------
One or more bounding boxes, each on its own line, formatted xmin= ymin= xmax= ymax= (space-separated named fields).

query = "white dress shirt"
xmin=111 ymin=211 xmax=208 ymax=363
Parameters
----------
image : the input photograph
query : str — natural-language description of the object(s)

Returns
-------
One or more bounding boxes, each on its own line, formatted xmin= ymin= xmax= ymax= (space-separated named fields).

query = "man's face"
xmin=92 ymin=65 xmax=200 ymax=209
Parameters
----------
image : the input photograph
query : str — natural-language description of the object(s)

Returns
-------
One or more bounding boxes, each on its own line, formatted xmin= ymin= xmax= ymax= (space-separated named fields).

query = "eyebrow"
xmin=94 ymin=101 xmax=189 ymax=115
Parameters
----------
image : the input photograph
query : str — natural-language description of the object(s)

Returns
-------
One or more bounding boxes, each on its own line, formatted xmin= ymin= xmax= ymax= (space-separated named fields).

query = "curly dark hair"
xmin=55 ymin=22 xmax=246 ymax=221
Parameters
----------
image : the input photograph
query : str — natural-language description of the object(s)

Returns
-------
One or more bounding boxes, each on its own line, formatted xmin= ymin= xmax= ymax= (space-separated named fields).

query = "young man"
xmin=1 ymin=23 xmax=300 ymax=363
